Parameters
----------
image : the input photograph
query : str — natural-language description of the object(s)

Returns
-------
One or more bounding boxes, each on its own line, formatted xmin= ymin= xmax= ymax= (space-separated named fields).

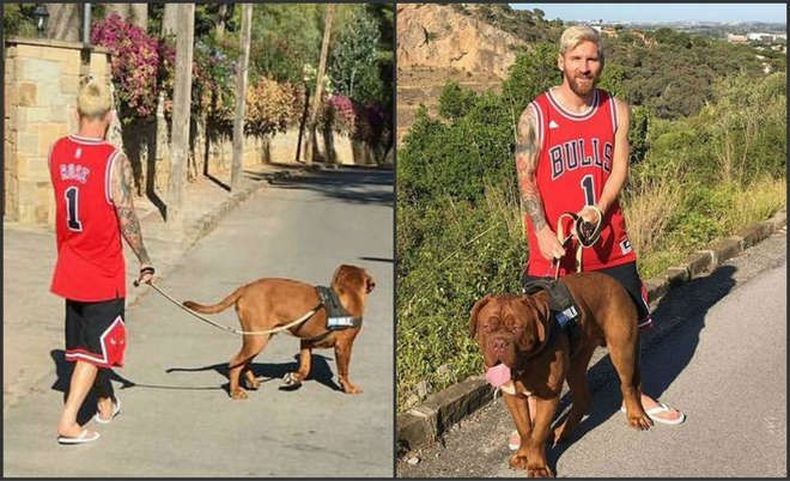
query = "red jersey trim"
xmin=546 ymin=88 xmax=600 ymax=121
xmin=529 ymin=101 xmax=545 ymax=150
xmin=609 ymin=95 xmax=618 ymax=133
xmin=105 ymin=149 xmax=120 ymax=205
xmin=68 ymin=134 xmax=109 ymax=146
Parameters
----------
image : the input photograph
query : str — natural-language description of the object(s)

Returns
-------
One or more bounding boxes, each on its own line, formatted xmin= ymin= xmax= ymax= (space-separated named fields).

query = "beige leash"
xmin=140 ymin=280 xmax=319 ymax=336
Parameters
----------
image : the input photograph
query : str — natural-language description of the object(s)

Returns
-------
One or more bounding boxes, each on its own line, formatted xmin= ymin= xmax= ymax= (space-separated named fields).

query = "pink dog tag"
xmin=485 ymin=363 xmax=511 ymax=388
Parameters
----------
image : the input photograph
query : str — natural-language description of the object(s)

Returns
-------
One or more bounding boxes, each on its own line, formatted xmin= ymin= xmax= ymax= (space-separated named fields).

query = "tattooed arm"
xmin=111 ymin=152 xmax=154 ymax=283
xmin=515 ymin=105 xmax=565 ymax=261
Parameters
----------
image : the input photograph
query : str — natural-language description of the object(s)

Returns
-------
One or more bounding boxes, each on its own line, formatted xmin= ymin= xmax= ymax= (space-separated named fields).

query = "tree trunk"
xmin=231 ymin=4 xmax=253 ymax=192
xmin=161 ymin=3 xmax=178 ymax=37
xmin=304 ymin=4 xmax=335 ymax=165
xmin=45 ymin=4 xmax=81 ymax=42
xmin=105 ymin=3 xmax=148 ymax=31
xmin=216 ymin=3 xmax=228 ymax=40
xmin=167 ymin=3 xmax=195 ymax=223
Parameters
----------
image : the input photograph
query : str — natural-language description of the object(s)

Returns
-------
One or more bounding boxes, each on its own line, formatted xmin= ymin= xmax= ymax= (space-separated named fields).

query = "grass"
xmin=396 ymin=174 xmax=785 ymax=412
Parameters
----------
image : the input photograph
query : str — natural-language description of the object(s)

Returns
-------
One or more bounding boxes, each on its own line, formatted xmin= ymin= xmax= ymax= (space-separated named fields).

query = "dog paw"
xmin=243 ymin=378 xmax=261 ymax=390
xmin=341 ymin=382 xmax=362 ymax=395
xmin=280 ymin=372 xmax=302 ymax=390
xmin=509 ymin=453 xmax=529 ymax=470
xmin=527 ymin=464 xmax=554 ymax=478
xmin=230 ymin=389 xmax=248 ymax=400
xmin=628 ymin=412 xmax=653 ymax=431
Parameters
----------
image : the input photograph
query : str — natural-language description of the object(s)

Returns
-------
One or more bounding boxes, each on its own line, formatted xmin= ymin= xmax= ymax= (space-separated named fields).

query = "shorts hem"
xmin=64 ymin=349 xmax=123 ymax=369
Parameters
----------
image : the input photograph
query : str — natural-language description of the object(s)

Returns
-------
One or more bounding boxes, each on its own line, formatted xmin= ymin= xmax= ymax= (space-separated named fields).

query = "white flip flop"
xmin=508 ymin=429 xmax=521 ymax=451
xmin=57 ymin=429 xmax=100 ymax=445
xmin=620 ymin=401 xmax=686 ymax=425
xmin=93 ymin=397 xmax=121 ymax=424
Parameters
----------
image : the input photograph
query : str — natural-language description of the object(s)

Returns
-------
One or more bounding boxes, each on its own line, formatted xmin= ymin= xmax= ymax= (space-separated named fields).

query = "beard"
xmin=565 ymin=71 xmax=598 ymax=97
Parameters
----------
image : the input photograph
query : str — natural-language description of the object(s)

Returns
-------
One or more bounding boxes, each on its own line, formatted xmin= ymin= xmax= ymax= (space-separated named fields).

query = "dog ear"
xmin=521 ymin=292 xmax=551 ymax=344
xmin=469 ymin=295 xmax=492 ymax=338
xmin=365 ymin=272 xmax=376 ymax=293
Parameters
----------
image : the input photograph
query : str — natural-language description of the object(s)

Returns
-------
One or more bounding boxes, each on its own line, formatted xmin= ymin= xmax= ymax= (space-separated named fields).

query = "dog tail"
xmin=183 ymin=288 xmax=243 ymax=314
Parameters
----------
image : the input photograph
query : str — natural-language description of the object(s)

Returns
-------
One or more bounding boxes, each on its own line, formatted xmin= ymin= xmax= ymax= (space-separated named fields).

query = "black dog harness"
xmin=522 ymin=279 xmax=582 ymax=354
xmin=315 ymin=286 xmax=362 ymax=331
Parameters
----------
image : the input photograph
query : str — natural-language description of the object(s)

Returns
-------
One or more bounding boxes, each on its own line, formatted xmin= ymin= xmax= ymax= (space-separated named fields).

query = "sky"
xmin=510 ymin=4 xmax=788 ymax=24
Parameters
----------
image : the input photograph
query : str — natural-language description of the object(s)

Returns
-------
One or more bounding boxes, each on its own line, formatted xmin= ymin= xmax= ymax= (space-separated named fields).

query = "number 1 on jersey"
xmin=65 ymin=186 xmax=83 ymax=231
xmin=581 ymin=175 xmax=596 ymax=206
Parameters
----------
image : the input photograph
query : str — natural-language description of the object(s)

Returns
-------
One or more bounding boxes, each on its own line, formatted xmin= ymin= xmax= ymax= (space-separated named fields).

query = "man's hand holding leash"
xmin=135 ymin=265 xmax=156 ymax=287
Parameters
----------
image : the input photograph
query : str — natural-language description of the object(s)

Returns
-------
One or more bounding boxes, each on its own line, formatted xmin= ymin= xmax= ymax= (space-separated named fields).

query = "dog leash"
xmin=551 ymin=207 xmax=603 ymax=280
xmin=137 ymin=280 xmax=319 ymax=336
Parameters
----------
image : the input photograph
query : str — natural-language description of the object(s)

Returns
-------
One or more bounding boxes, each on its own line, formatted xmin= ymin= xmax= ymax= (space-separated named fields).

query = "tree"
xmin=161 ymin=3 xmax=178 ymax=37
xmin=105 ymin=3 xmax=148 ymax=31
xmin=329 ymin=6 xmax=379 ymax=102
xmin=168 ymin=3 xmax=195 ymax=222
xmin=231 ymin=4 xmax=253 ymax=191
xmin=45 ymin=3 xmax=81 ymax=42
xmin=304 ymin=4 xmax=335 ymax=164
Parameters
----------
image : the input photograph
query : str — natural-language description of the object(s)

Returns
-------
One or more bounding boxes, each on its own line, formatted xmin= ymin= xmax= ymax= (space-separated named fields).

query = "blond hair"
xmin=77 ymin=76 xmax=112 ymax=118
xmin=559 ymin=25 xmax=604 ymax=61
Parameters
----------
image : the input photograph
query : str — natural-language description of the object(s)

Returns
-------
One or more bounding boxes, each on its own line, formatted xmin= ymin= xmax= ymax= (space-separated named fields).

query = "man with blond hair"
xmin=508 ymin=25 xmax=684 ymax=451
xmin=49 ymin=77 xmax=155 ymax=444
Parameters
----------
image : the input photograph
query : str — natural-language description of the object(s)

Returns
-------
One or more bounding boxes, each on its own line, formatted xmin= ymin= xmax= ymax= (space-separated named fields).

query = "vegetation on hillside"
xmin=397 ymin=8 xmax=787 ymax=411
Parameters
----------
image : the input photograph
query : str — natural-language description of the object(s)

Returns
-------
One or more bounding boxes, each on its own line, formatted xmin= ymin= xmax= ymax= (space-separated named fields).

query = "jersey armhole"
xmin=105 ymin=149 xmax=121 ymax=205
xmin=609 ymin=96 xmax=619 ymax=134
xmin=529 ymin=101 xmax=545 ymax=152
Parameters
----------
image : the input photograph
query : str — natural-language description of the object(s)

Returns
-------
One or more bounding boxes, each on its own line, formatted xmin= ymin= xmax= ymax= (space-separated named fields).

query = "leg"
xmin=228 ymin=334 xmax=270 ymax=400
xmin=524 ymin=395 xmax=560 ymax=477
xmin=284 ymin=340 xmax=312 ymax=387
xmin=58 ymin=361 xmax=99 ymax=437
xmin=553 ymin=344 xmax=596 ymax=444
xmin=504 ymin=392 xmax=533 ymax=470
xmin=334 ymin=339 xmax=361 ymax=394
xmin=243 ymin=368 xmax=261 ymax=390
xmin=607 ymin=332 xmax=652 ymax=430
xmin=95 ymin=368 xmax=117 ymax=420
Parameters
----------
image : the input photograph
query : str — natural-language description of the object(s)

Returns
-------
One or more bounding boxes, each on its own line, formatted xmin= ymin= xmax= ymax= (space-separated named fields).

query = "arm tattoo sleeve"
xmin=515 ymin=106 xmax=547 ymax=231
xmin=113 ymin=153 xmax=151 ymax=265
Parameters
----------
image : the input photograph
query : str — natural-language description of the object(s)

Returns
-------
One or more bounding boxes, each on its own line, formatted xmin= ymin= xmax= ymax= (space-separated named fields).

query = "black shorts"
xmin=522 ymin=262 xmax=653 ymax=329
xmin=65 ymin=298 xmax=127 ymax=368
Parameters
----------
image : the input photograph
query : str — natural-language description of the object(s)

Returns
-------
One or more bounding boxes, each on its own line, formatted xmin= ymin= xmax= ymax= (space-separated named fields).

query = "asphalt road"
xmin=3 ymin=167 xmax=394 ymax=477
xmin=398 ymin=226 xmax=787 ymax=478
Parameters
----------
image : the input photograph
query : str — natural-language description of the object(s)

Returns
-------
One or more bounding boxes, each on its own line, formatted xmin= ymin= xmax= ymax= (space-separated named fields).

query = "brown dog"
xmin=184 ymin=264 xmax=375 ymax=400
xmin=470 ymin=271 xmax=652 ymax=477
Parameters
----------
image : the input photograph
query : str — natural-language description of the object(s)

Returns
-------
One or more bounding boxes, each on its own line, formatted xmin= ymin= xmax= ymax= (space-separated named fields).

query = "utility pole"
xmin=167 ymin=3 xmax=195 ymax=223
xmin=231 ymin=3 xmax=253 ymax=191
xmin=304 ymin=3 xmax=335 ymax=165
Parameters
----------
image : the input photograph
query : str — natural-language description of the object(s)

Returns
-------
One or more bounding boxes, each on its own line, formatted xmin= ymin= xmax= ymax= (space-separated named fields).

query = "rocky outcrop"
xmin=397 ymin=4 xmax=526 ymax=80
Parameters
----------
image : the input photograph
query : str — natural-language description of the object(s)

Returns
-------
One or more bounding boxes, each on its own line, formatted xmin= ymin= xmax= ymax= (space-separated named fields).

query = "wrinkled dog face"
xmin=469 ymin=295 xmax=548 ymax=369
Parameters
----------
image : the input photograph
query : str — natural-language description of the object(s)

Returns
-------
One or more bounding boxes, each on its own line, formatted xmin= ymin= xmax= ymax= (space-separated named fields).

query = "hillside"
xmin=396 ymin=4 xmax=527 ymax=144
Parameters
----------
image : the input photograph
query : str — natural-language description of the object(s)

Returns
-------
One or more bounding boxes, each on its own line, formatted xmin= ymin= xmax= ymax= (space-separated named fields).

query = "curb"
xmin=396 ymin=208 xmax=787 ymax=456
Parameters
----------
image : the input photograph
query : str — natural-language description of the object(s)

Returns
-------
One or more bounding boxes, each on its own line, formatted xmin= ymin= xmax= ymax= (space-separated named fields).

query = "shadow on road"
xmin=545 ymin=265 xmax=738 ymax=472
xmin=360 ymin=256 xmax=394 ymax=263
xmin=163 ymin=353 xmax=342 ymax=395
xmin=246 ymin=165 xmax=393 ymax=207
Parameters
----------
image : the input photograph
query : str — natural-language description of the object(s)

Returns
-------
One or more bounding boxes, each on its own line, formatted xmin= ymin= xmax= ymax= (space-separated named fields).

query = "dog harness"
xmin=522 ymin=279 xmax=582 ymax=354
xmin=315 ymin=286 xmax=362 ymax=331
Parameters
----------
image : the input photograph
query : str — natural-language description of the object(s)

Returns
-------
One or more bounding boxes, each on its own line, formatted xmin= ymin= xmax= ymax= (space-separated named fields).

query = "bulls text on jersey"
xmin=548 ymin=137 xmax=613 ymax=180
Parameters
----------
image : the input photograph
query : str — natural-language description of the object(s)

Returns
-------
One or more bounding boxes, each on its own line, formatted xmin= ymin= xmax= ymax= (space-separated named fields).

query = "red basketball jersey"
xmin=525 ymin=88 xmax=636 ymax=277
xmin=50 ymin=134 xmax=126 ymax=301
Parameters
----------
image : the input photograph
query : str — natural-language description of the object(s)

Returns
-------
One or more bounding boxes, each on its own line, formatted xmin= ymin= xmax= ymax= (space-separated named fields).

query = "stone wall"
xmin=3 ymin=37 xmax=390 ymax=227
xmin=4 ymin=37 xmax=112 ymax=225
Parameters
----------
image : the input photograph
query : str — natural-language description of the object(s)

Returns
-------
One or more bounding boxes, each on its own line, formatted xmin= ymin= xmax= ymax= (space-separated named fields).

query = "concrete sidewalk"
xmin=2 ymin=161 xmax=317 ymax=414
